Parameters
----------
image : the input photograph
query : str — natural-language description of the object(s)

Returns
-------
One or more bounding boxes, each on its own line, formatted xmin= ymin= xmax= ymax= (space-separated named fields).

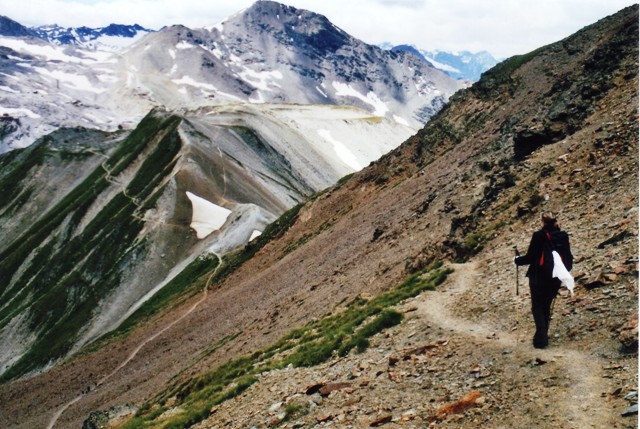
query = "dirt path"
xmin=416 ymin=262 xmax=614 ymax=429
xmin=46 ymin=253 xmax=224 ymax=429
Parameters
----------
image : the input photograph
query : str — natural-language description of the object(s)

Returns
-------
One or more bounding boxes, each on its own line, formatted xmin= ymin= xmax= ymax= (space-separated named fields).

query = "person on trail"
xmin=514 ymin=212 xmax=573 ymax=349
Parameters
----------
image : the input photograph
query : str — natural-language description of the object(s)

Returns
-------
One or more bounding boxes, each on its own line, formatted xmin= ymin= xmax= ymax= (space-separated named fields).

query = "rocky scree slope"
xmin=0 ymin=5 xmax=637 ymax=429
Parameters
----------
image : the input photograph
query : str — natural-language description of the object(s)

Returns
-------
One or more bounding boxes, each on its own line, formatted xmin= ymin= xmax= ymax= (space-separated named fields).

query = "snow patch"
xmin=315 ymin=86 xmax=328 ymax=98
xmin=0 ymin=107 xmax=41 ymax=118
xmin=186 ymin=191 xmax=232 ymax=239
xmin=172 ymin=75 xmax=218 ymax=91
xmin=168 ymin=49 xmax=176 ymax=60
xmin=34 ymin=67 xmax=105 ymax=93
xmin=393 ymin=115 xmax=410 ymax=126
xmin=238 ymin=68 xmax=283 ymax=92
xmin=249 ymin=230 xmax=262 ymax=241
xmin=92 ymin=33 xmax=148 ymax=51
xmin=176 ymin=41 xmax=195 ymax=50
xmin=317 ymin=129 xmax=361 ymax=171
xmin=423 ymin=56 xmax=460 ymax=74
xmin=0 ymin=85 xmax=19 ymax=94
xmin=0 ymin=37 xmax=75 ymax=63
xmin=332 ymin=82 xmax=389 ymax=117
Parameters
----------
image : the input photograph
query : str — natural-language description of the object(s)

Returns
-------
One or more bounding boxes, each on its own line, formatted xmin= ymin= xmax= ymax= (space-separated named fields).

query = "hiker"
xmin=514 ymin=212 xmax=573 ymax=349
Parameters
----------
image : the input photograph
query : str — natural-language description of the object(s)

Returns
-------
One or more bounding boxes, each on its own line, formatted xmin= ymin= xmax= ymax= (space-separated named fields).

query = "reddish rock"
xmin=370 ymin=414 xmax=393 ymax=426
xmin=431 ymin=391 xmax=484 ymax=421
xmin=388 ymin=371 xmax=402 ymax=382
xmin=319 ymin=382 xmax=352 ymax=397
xmin=619 ymin=314 xmax=639 ymax=351
xmin=316 ymin=413 xmax=334 ymax=422
xmin=304 ymin=382 xmax=325 ymax=395
xmin=584 ymin=272 xmax=607 ymax=288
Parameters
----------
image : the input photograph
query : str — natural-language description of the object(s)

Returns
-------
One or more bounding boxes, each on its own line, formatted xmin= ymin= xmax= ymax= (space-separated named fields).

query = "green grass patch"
xmin=123 ymin=263 xmax=451 ymax=428
xmin=0 ymin=111 xmax=184 ymax=381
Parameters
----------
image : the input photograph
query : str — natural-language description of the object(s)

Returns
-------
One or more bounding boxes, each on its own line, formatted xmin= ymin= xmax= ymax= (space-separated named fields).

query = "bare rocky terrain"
xmin=0 ymin=5 xmax=637 ymax=429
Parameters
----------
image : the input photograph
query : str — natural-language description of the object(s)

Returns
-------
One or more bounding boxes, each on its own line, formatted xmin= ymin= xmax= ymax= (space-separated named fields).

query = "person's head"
xmin=541 ymin=212 xmax=558 ymax=229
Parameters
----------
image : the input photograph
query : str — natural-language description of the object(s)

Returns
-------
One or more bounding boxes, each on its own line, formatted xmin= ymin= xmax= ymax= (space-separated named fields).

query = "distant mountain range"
xmin=32 ymin=23 xmax=152 ymax=50
xmin=0 ymin=14 xmax=151 ymax=50
xmin=380 ymin=42 xmax=499 ymax=81
xmin=0 ymin=3 xmax=464 ymax=153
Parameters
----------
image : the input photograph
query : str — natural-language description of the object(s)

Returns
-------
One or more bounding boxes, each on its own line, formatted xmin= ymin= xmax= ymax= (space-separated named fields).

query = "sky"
xmin=2 ymin=0 xmax=637 ymax=58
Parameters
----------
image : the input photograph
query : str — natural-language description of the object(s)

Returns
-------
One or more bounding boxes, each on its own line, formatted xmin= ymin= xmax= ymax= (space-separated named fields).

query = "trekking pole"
xmin=514 ymin=247 xmax=520 ymax=296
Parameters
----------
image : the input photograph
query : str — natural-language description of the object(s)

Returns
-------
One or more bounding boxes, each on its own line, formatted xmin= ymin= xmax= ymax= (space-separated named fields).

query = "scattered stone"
xmin=624 ymin=391 xmax=638 ymax=401
xmin=618 ymin=314 xmax=639 ymax=351
xmin=400 ymin=409 xmax=418 ymax=423
xmin=318 ymin=382 xmax=352 ymax=397
xmin=431 ymin=391 xmax=484 ymax=421
xmin=388 ymin=355 xmax=400 ymax=366
xmin=597 ymin=231 xmax=632 ymax=249
xmin=532 ymin=358 xmax=547 ymax=366
xmin=268 ymin=402 xmax=283 ymax=412
xmin=305 ymin=383 xmax=325 ymax=395
xmin=82 ymin=406 xmax=138 ymax=429
xmin=316 ymin=413 xmax=334 ymax=423
xmin=388 ymin=371 xmax=402 ymax=382
xmin=584 ymin=272 xmax=607 ymax=289
xmin=370 ymin=414 xmax=393 ymax=426
xmin=613 ymin=266 xmax=629 ymax=275
xmin=621 ymin=404 xmax=638 ymax=417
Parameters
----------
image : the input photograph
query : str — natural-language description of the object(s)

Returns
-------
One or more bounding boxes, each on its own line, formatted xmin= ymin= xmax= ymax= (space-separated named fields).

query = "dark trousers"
xmin=529 ymin=278 xmax=561 ymax=346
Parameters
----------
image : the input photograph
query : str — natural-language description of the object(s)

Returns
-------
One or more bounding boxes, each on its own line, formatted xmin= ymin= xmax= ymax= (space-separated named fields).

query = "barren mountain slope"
xmin=0 ymin=5 xmax=636 ymax=429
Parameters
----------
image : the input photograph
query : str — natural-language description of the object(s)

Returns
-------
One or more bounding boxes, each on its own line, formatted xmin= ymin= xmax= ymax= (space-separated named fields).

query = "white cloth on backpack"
xmin=552 ymin=250 xmax=574 ymax=296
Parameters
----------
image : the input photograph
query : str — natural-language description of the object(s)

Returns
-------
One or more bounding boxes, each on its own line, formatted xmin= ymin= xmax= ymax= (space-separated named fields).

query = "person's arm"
xmin=515 ymin=231 xmax=542 ymax=266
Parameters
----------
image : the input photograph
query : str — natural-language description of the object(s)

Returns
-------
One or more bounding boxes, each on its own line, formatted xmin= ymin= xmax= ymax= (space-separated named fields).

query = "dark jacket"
xmin=515 ymin=226 xmax=572 ymax=280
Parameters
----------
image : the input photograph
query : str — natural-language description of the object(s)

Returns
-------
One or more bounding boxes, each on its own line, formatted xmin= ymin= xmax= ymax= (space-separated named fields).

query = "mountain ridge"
xmin=0 ymin=1 xmax=463 ymax=153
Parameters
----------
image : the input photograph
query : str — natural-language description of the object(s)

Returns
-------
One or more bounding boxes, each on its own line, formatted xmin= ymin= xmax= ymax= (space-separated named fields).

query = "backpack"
xmin=539 ymin=230 xmax=573 ymax=279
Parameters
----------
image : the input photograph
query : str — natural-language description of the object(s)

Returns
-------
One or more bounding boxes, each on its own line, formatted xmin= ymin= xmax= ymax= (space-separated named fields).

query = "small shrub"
xmin=528 ymin=192 xmax=544 ymax=207
xmin=478 ymin=160 xmax=492 ymax=172
xmin=462 ymin=232 xmax=486 ymax=256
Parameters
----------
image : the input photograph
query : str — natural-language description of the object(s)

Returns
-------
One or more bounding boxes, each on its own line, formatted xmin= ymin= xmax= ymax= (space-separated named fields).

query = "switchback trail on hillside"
xmin=47 ymin=253 xmax=224 ymax=429
xmin=417 ymin=262 xmax=615 ymax=429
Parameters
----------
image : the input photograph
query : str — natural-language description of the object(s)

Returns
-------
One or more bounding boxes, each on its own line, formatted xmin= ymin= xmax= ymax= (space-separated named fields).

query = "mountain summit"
xmin=115 ymin=0 xmax=461 ymax=125
xmin=0 ymin=1 xmax=463 ymax=152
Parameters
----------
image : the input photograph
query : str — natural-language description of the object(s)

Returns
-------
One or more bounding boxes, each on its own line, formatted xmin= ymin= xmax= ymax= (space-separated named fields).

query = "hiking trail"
xmin=46 ymin=253 xmax=224 ymax=429
xmin=416 ymin=262 xmax=614 ymax=429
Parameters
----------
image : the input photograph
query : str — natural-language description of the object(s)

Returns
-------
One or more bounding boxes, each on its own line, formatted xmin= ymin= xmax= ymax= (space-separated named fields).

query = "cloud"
xmin=1 ymin=0 xmax=636 ymax=57
xmin=372 ymin=0 xmax=425 ymax=8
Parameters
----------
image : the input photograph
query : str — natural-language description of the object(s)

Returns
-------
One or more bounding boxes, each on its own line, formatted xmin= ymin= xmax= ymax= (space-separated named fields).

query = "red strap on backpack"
xmin=539 ymin=232 xmax=552 ymax=266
